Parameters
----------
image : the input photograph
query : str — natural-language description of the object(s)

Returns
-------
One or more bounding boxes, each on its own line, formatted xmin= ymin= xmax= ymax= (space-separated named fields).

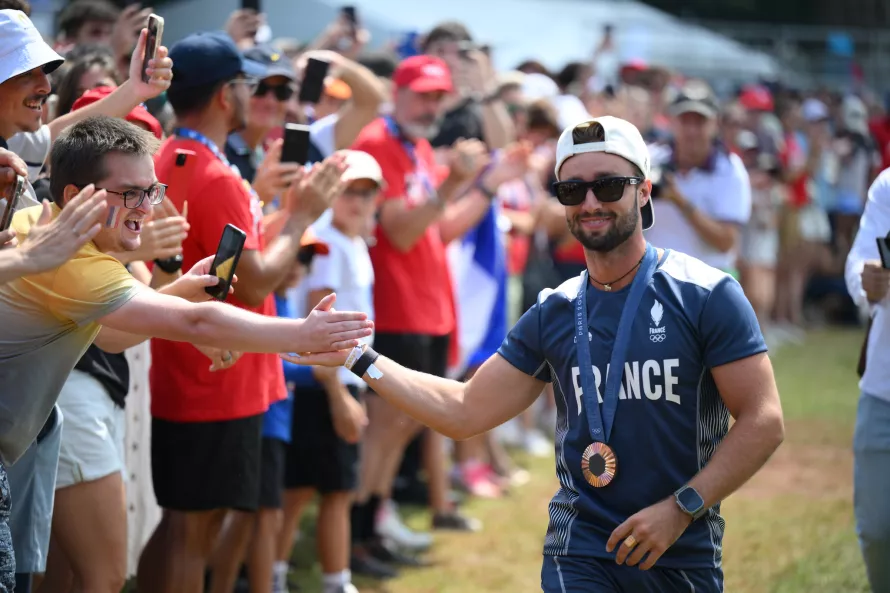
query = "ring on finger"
xmin=623 ymin=535 xmax=637 ymax=549
xmin=221 ymin=352 xmax=233 ymax=362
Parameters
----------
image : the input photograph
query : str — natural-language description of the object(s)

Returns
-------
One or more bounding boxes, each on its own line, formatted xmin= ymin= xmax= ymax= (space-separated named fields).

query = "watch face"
xmin=678 ymin=487 xmax=705 ymax=512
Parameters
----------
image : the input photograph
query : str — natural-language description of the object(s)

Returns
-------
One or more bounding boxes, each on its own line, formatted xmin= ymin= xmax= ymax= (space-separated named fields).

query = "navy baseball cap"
xmin=169 ymin=32 xmax=267 ymax=90
xmin=243 ymin=45 xmax=296 ymax=81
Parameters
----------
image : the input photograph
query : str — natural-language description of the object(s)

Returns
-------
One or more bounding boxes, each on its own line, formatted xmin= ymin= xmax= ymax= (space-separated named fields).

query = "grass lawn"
xmin=289 ymin=328 xmax=870 ymax=592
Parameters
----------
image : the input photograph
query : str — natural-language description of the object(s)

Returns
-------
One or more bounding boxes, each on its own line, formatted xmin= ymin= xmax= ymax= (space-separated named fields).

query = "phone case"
xmin=0 ymin=176 xmax=26 ymax=232
xmin=206 ymin=225 xmax=247 ymax=301
xmin=142 ymin=15 xmax=165 ymax=83
xmin=877 ymin=236 xmax=890 ymax=269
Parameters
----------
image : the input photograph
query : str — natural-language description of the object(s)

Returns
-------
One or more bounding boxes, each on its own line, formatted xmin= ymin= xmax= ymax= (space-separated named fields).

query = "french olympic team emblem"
xmin=649 ymin=300 xmax=666 ymax=342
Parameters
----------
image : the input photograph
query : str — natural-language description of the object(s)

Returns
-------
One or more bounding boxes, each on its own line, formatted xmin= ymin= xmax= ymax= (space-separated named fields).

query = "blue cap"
xmin=169 ymin=31 xmax=267 ymax=90
xmin=243 ymin=45 xmax=296 ymax=81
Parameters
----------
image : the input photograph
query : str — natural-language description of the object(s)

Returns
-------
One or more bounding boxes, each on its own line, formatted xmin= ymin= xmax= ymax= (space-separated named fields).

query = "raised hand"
xmin=284 ymin=154 xmax=348 ymax=222
xmin=16 ymin=188 xmax=108 ymax=273
xmin=448 ymin=138 xmax=490 ymax=183
xmin=126 ymin=27 xmax=173 ymax=101
xmin=253 ymin=139 xmax=305 ymax=204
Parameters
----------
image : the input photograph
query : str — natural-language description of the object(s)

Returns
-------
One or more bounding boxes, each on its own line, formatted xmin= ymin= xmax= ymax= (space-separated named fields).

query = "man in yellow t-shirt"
xmin=0 ymin=116 xmax=374 ymax=587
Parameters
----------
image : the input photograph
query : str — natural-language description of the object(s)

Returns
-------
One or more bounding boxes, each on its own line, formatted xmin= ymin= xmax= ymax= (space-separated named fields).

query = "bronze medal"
xmin=581 ymin=442 xmax=618 ymax=488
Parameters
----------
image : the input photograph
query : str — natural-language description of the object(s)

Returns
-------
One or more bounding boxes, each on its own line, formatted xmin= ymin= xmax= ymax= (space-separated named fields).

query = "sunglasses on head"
xmin=551 ymin=176 xmax=643 ymax=206
xmin=254 ymin=81 xmax=296 ymax=101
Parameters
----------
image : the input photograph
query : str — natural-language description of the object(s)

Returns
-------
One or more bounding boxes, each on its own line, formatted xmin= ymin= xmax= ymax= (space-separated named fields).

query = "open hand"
xmin=17 ymin=188 xmax=108 ymax=273
xmin=285 ymin=154 xmax=347 ymax=221
xmin=280 ymin=293 xmax=372 ymax=364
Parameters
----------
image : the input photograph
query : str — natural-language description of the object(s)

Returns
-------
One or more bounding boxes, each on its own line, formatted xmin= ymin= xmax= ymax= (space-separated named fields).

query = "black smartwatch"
xmin=674 ymin=485 xmax=707 ymax=521
xmin=154 ymin=254 xmax=184 ymax=274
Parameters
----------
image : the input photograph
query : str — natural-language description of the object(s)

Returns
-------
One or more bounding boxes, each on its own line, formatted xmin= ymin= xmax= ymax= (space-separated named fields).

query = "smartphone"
xmin=281 ymin=123 xmax=311 ymax=165
xmin=0 ymin=176 xmax=26 ymax=233
xmin=241 ymin=0 xmax=260 ymax=10
xmin=141 ymin=14 xmax=164 ymax=84
xmin=205 ymin=224 xmax=247 ymax=301
xmin=877 ymin=234 xmax=890 ymax=269
xmin=298 ymin=57 xmax=330 ymax=104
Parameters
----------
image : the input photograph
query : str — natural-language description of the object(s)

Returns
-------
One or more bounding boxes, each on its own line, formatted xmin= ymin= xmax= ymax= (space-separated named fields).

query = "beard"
xmin=568 ymin=194 xmax=640 ymax=253
xmin=400 ymin=116 xmax=442 ymax=140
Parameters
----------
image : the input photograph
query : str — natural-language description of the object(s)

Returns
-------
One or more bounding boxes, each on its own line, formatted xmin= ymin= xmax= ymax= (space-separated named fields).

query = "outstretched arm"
xmin=293 ymin=352 xmax=547 ymax=440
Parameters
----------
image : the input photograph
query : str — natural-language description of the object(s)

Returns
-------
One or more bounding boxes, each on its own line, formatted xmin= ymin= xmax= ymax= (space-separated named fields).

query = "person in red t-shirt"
xmin=137 ymin=32 xmax=349 ymax=593
xmin=348 ymin=55 xmax=516 ymax=544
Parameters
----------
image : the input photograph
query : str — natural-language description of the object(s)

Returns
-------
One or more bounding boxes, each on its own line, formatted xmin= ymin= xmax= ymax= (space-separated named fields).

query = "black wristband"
xmin=351 ymin=346 xmax=380 ymax=378
xmin=154 ymin=254 xmax=184 ymax=274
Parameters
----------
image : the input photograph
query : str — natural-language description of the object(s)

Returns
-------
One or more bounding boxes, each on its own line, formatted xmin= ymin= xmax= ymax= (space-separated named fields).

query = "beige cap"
xmin=338 ymin=150 xmax=385 ymax=188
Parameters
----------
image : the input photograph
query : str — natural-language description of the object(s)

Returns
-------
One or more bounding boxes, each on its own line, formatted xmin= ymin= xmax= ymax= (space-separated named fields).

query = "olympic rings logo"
xmin=650 ymin=333 xmax=667 ymax=343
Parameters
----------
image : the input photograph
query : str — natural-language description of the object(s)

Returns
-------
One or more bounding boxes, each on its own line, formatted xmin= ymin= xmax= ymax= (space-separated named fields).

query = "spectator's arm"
xmin=47 ymin=29 xmax=172 ymax=142
xmin=438 ymin=188 xmax=494 ymax=245
xmin=0 ymin=248 xmax=34 ymax=285
xmin=332 ymin=58 xmax=387 ymax=150
xmin=466 ymin=50 xmax=515 ymax=149
xmin=97 ymin=286 xmax=370 ymax=354
xmin=846 ymin=171 xmax=890 ymax=308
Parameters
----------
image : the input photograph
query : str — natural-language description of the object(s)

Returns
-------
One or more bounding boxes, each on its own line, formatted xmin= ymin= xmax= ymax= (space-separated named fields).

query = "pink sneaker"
xmin=461 ymin=461 xmax=502 ymax=499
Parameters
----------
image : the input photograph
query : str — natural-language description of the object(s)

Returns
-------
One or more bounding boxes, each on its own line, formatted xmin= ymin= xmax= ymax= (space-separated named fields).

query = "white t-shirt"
xmin=644 ymin=148 xmax=751 ymax=270
xmin=291 ymin=217 xmax=374 ymax=386
xmin=309 ymin=114 xmax=338 ymax=160
xmin=5 ymin=125 xmax=51 ymax=208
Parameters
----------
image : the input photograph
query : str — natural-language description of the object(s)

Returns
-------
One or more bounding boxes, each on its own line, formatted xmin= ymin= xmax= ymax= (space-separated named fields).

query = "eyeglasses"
xmin=229 ymin=78 xmax=259 ymax=94
xmin=96 ymin=183 xmax=167 ymax=209
xmin=254 ymin=81 xmax=296 ymax=101
xmin=551 ymin=177 xmax=642 ymax=206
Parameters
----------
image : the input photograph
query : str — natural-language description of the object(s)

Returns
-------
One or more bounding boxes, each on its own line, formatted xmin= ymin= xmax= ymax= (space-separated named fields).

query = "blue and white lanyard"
xmin=382 ymin=116 xmax=436 ymax=199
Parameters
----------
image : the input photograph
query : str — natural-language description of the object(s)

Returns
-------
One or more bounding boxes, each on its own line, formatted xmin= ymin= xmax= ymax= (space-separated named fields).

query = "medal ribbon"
xmin=574 ymin=242 xmax=659 ymax=443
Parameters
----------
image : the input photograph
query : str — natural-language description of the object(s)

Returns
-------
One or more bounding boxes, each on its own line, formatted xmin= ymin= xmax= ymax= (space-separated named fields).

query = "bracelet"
xmin=344 ymin=344 xmax=383 ymax=379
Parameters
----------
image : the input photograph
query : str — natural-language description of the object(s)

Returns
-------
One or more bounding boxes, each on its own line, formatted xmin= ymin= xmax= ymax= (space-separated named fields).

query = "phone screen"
xmin=281 ymin=123 xmax=311 ymax=165
xmin=142 ymin=14 xmax=164 ymax=84
xmin=241 ymin=0 xmax=261 ymax=10
xmin=877 ymin=235 xmax=890 ymax=269
xmin=299 ymin=58 xmax=330 ymax=104
xmin=205 ymin=224 xmax=247 ymax=301
xmin=0 ymin=176 xmax=26 ymax=232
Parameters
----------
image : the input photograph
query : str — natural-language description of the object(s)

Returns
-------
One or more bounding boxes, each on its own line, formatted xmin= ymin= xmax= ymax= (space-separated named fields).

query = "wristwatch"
xmin=154 ymin=254 xmax=184 ymax=274
xmin=674 ymin=485 xmax=707 ymax=521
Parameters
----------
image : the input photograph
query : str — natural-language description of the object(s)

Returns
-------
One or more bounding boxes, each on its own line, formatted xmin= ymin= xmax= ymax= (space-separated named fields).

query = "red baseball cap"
xmin=739 ymin=84 xmax=774 ymax=113
xmin=71 ymin=86 xmax=164 ymax=139
xmin=392 ymin=55 xmax=453 ymax=94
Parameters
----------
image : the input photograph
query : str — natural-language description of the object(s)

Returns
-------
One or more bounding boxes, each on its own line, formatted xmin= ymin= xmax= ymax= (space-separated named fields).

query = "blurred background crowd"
xmin=0 ymin=0 xmax=886 ymax=592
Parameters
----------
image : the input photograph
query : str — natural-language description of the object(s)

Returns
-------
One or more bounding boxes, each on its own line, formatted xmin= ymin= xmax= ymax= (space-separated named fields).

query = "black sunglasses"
xmin=551 ymin=176 xmax=643 ymax=206
xmin=254 ymin=81 xmax=296 ymax=101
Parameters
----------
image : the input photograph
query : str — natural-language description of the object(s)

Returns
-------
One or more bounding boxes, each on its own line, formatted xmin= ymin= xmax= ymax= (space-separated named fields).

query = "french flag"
xmin=447 ymin=200 xmax=508 ymax=379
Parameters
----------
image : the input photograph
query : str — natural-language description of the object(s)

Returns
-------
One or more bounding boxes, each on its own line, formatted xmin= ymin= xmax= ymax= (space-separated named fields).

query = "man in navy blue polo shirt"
xmin=290 ymin=115 xmax=785 ymax=592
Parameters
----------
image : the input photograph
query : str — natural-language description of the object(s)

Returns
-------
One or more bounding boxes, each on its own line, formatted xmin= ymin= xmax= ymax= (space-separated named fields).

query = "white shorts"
xmin=56 ymin=370 xmax=127 ymax=489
